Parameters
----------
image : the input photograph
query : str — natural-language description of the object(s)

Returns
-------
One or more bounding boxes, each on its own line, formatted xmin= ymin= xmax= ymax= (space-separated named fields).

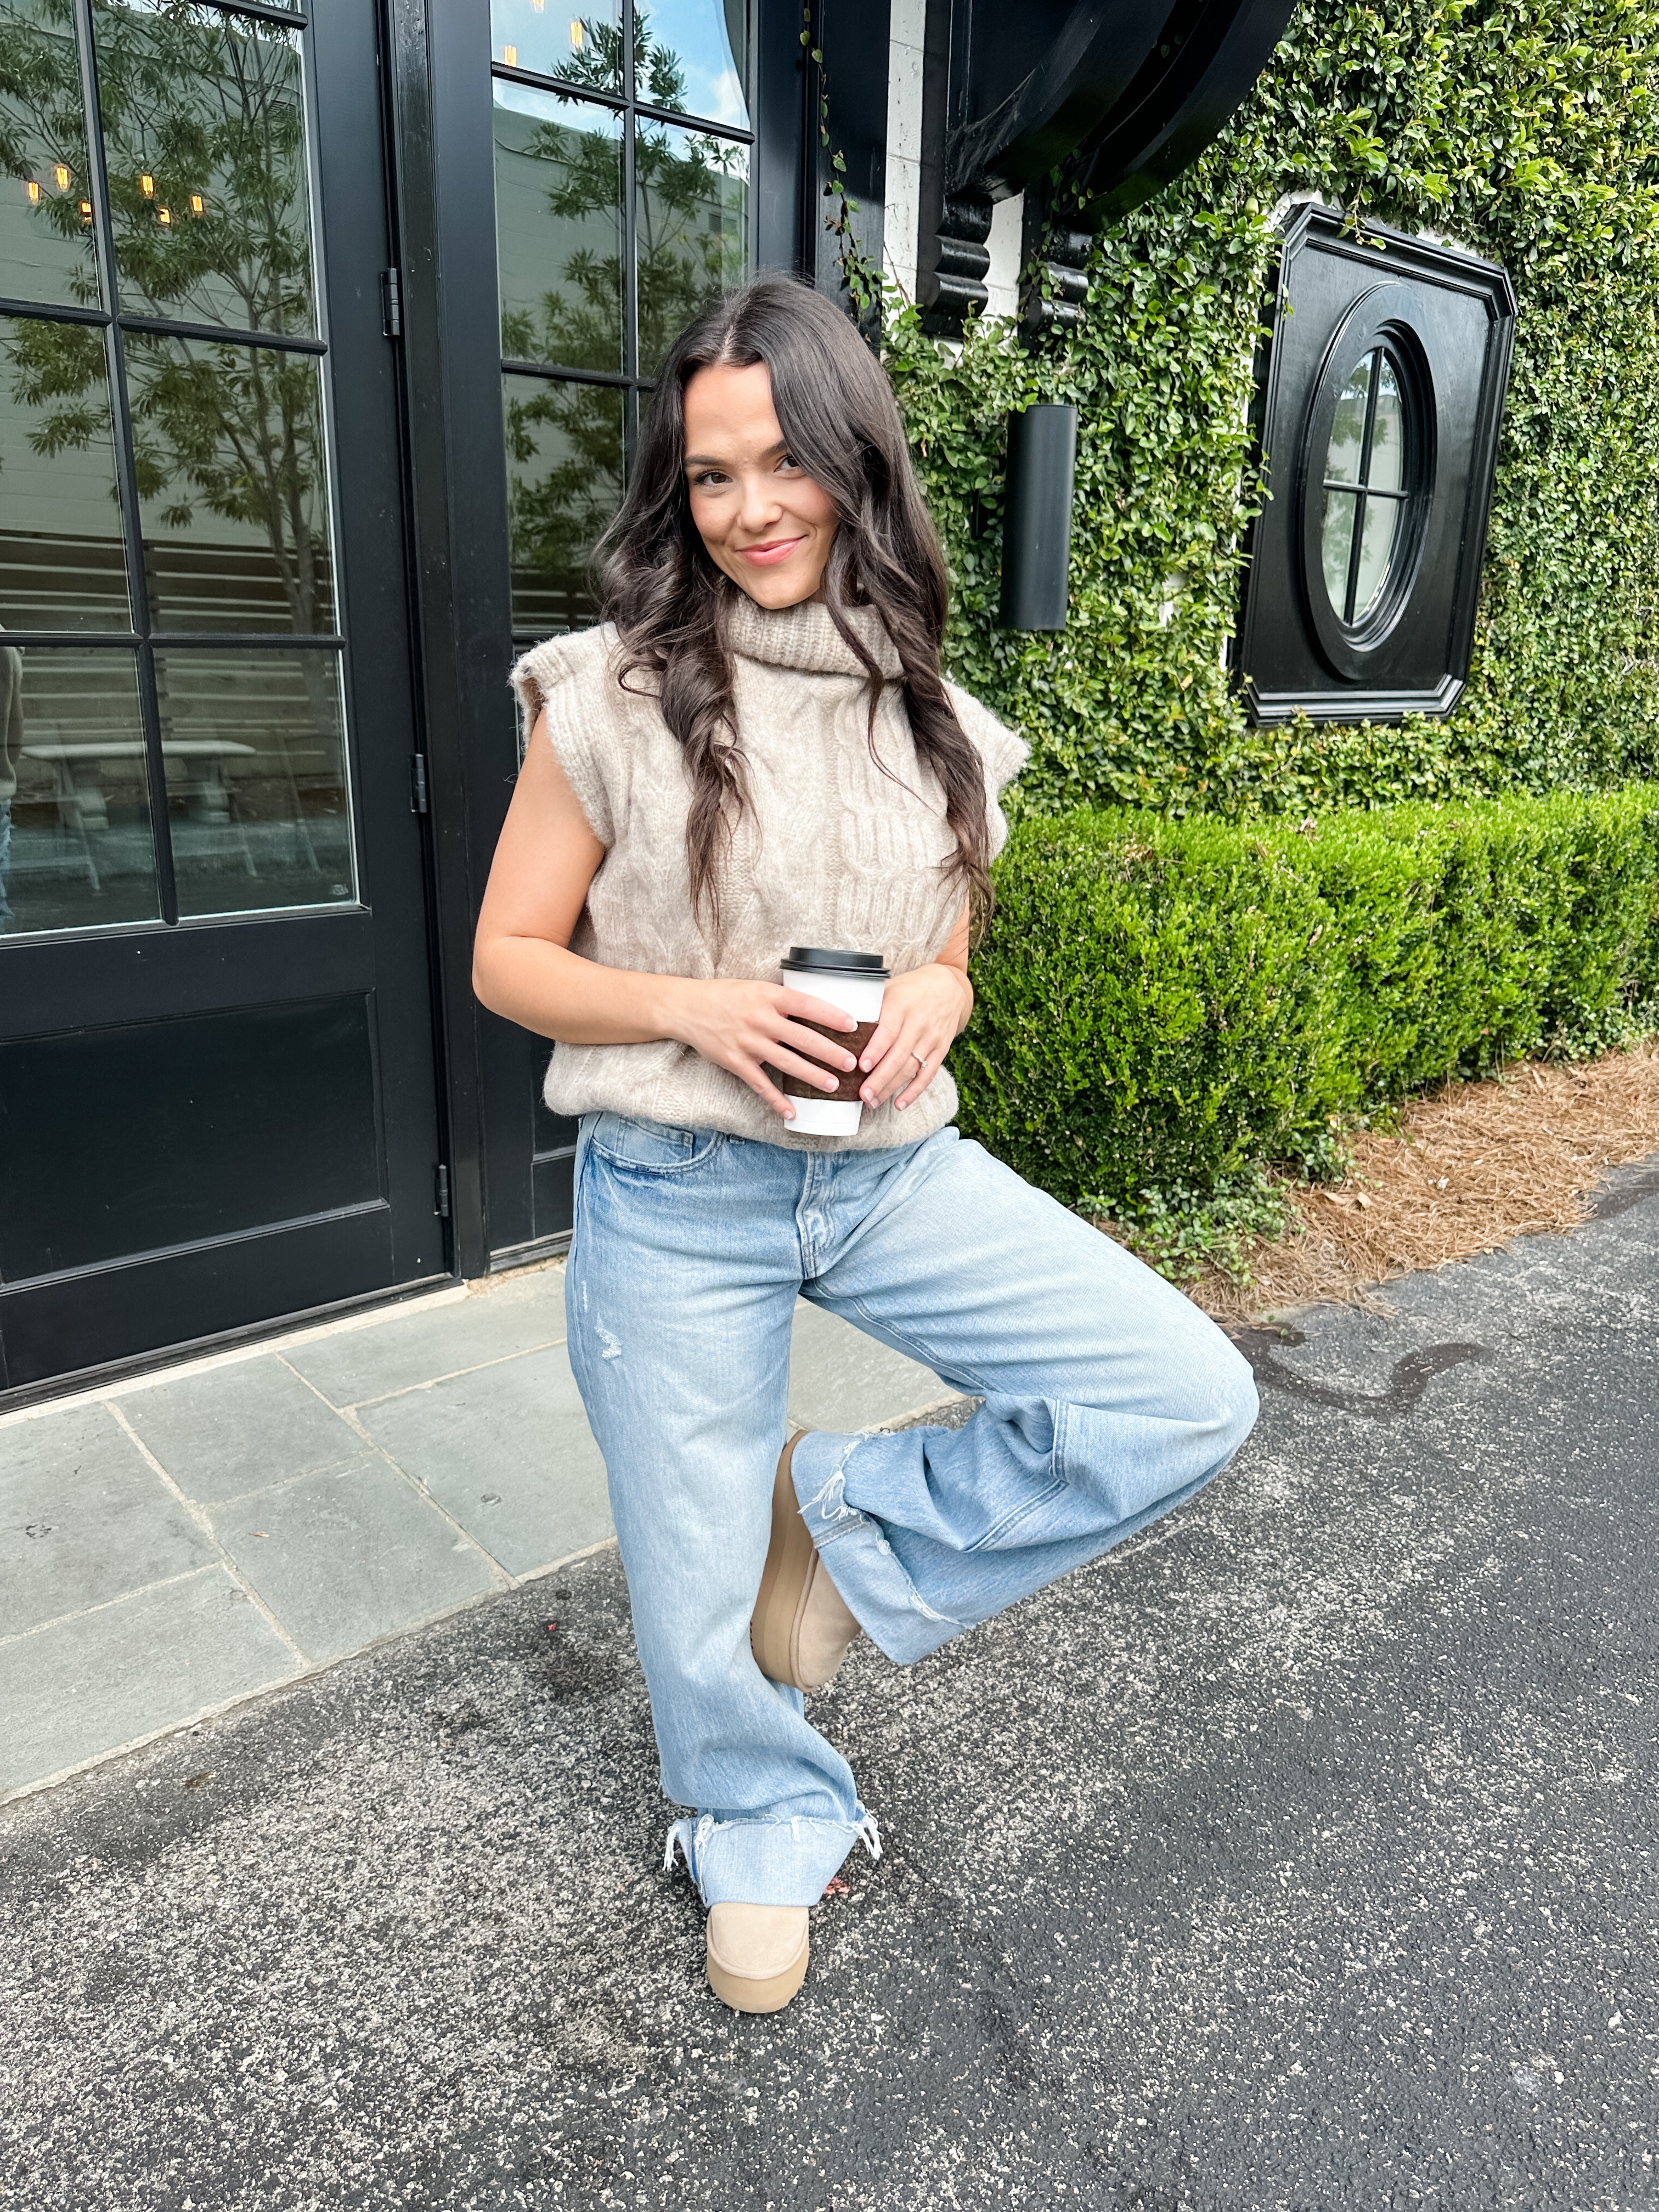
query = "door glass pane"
xmin=1321 ymin=488 xmax=1357 ymax=617
xmin=1368 ymin=354 xmax=1404 ymax=492
xmin=125 ymin=332 xmax=334 ymax=633
xmin=92 ymin=0 xmax=315 ymax=339
xmin=495 ymin=81 xmax=622 ymax=373
xmin=155 ymin=647 xmax=353 ymax=917
xmin=1325 ymin=354 xmax=1370 ymax=486
xmin=0 ymin=0 xmax=100 ymax=309
xmin=492 ymin=0 xmax=622 ymax=88
xmin=637 ymin=0 xmax=748 ymax=127
xmin=504 ymin=369 xmax=620 ymax=637
xmin=1 ymin=646 xmax=159 ymax=935
xmin=634 ymin=120 xmax=746 ymax=376
xmin=0 ymin=312 xmax=129 ymax=628
xmin=1353 ymin=496 xmax=1401 ymax=623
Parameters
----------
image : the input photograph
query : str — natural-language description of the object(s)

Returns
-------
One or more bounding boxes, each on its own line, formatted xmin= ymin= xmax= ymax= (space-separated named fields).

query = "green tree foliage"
xmin=886 ymin=0 xmax=1659 ymax=818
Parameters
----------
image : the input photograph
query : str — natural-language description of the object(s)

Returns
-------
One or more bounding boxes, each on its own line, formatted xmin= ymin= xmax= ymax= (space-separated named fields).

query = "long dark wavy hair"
xmin=595 ymin=274 xmax=992 ymax=936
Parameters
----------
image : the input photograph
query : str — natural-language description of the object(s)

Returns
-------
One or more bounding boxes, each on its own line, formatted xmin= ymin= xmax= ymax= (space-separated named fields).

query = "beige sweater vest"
xmin=510 ymin=594 xmax=1026 ymax=1151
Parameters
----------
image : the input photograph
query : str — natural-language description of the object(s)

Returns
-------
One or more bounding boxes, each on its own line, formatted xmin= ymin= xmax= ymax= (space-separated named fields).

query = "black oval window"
xmin=1319 ymin=347 xmax=1410 ymax=626
xmin=1296 ymin=285 xmax=1439 ymax=681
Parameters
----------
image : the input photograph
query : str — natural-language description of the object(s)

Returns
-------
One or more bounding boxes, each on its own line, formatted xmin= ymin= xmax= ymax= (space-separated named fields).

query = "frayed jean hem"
xmin=663 ymin=1809 xmax=882 ymax=1909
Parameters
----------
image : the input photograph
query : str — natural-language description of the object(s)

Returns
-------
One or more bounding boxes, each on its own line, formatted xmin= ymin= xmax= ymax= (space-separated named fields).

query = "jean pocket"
xmin=587 ymin=1111 xmax=724 ymax=1176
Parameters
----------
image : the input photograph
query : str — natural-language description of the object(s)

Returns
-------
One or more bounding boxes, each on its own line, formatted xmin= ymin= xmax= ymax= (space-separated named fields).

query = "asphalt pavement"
xmin=2 ymin=1166 xmax=1655 ymax=2211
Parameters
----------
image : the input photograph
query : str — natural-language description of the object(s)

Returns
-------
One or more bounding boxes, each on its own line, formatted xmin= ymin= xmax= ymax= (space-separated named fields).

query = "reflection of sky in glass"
xmin=1353 ymin=496 xmax=1400 ymax=620
xmin=1368 ymin=357 xmax=1403 ymax=491
xmin=1322 ymin=490 xmax=1355 ymax=616
xmin=486 ymin=0 xmax=747 ymax=129
xmin=1326 ymin=357 xmax=1369 ymax=484
xmin=637 ymin=0 xmax=747 ymax=127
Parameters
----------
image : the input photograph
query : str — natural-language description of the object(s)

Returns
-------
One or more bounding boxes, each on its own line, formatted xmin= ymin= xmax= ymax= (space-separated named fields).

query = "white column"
xmin=983 ymin=192 xmax=1024 ymax=322
xmin=883 ymin=0 xmax=927 ymax=302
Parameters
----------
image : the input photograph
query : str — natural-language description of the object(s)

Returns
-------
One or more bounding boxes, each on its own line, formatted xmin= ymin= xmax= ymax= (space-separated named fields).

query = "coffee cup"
xmin=772 ymin=947 xmax=889 ymax=1134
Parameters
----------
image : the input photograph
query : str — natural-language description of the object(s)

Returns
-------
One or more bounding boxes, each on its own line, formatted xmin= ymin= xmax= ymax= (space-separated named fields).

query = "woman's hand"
xmin=663 ymin=978 xmax=862 ymax=1121
xmin=857 ymin=930 xmax=974 ymax=1114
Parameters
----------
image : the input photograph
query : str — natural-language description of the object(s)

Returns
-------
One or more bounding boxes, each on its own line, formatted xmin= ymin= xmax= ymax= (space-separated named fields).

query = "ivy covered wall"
xmin=887 ymin=0 xmax=1659 ymax=819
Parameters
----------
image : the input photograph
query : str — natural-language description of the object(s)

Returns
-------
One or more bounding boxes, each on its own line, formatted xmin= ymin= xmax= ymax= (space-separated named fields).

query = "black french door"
xmin=388 ymin=0 xmax=789 ymax=1274
xmin=0 ymin=0 xmax=444 ymax=1395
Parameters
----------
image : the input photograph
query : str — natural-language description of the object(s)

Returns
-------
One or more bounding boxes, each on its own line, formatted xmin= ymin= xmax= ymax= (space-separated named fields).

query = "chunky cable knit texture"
xmin=509 ymin=594 xmax=1026 ymax=1150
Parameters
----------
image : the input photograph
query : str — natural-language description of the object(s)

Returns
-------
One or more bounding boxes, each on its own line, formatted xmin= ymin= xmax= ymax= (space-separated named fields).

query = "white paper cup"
xmin=777 ymin=949 xmax=889 ymax=1135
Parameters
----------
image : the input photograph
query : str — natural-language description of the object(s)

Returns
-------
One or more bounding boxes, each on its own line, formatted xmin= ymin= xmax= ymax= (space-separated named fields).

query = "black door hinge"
xmin=381 ymin=267 xmax=403 ymax=338
xmin=410 ymin=752 xmax=428 ymax=814
xmin=435 ymin=1164 xmax=450 ymax=1218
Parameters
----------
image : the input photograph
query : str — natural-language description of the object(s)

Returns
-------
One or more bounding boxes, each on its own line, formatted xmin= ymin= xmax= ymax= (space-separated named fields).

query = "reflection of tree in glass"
xmin=128 ymin=334 xmax=328 ymax=633
xmin=0 ymin=1 xmax=329 ymax=633
xmin=5 ymin=314 xmax=108 ymax=452
xmin=504 ymin=380 xmax=620 ymax=625
xmin=498 ymin=102 xmax=620 ymax=376
xmin=95 ymin=0 xmax=312 ymax=336
xmin=634 ymin=120 xmax=744 ymax=376
xmin=0 ymin=0 xmax=98 ymax=302
xmin=503 ymin=20 xmax=743 ymax=373
xmin=558 ymin=12 xmax=690 ymax=110
xmin=503 ymin=17 xmax=744 ymax=613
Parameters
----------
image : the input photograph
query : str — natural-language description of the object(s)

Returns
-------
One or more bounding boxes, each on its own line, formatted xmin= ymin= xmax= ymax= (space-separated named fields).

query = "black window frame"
xmin=1297 ymin=288 xmax=1438 ymax=684
xmin=1235 ymin=204 xmax=1516 ymax=726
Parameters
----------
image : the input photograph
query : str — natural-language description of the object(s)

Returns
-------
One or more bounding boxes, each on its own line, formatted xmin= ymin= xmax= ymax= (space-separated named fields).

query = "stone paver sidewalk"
xmin=0 ymin=1265 xmax=951 ymax=1801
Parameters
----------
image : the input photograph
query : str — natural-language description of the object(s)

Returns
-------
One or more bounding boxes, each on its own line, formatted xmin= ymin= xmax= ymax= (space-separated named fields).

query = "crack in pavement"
xmin=1230 ymin=1326 xmax=1496 ymax=1419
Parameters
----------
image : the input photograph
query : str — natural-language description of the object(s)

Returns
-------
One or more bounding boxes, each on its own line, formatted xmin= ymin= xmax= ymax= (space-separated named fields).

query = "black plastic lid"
xmin=782 ymin=946 xmax=889 ymax=978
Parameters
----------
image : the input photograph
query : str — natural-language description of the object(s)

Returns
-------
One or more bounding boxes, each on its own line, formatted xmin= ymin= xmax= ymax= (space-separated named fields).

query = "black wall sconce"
xmin=1000 ymin=404 xmax=1078 ymax=631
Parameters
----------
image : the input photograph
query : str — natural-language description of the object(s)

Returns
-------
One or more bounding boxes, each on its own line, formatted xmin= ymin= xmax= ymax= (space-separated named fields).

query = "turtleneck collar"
xmin=723 ymin=590 xmax=904 ymax=680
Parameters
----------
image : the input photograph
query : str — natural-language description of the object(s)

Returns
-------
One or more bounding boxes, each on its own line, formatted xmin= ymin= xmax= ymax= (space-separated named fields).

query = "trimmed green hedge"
xmin=957 ymin=787 xmax=1659 ymax=1212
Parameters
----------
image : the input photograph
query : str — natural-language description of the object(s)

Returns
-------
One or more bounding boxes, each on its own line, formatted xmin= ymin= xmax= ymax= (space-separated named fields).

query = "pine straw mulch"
xmin=1179 ymin=1039 xmax=1659 ymax=1324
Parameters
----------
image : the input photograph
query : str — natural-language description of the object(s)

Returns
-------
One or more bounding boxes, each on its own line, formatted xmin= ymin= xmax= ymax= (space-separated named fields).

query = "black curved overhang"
xmin=945 ymin=0 xmax=1297 ymax=213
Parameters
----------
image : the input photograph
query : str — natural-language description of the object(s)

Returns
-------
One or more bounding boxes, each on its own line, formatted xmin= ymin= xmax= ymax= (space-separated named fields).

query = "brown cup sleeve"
xmin=764 ymin=1016 xmax=879 ymax=1102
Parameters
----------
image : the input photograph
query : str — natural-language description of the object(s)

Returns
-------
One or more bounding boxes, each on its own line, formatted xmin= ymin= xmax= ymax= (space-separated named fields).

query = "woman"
xmin=472 ymin=275 xmax=1257 ymax=2015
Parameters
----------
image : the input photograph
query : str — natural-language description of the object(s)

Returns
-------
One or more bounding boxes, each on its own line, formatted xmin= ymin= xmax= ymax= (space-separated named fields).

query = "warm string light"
xmin=139 ymin=172 xmax=154 ymax=196
xmin=501 ymin=42 xmax=517 ymax=62
xmin=53 ymin=163 xmax=69 ymax=190
xmin=158 ymin=206 xmax=171 ymax=225
xmin=189 ymin=192 xmax=204 ymax=215
xmin=570 ymin=16 xmax=583 ymax=43
xmin=24 ymin=179 xmax=40 ymax=203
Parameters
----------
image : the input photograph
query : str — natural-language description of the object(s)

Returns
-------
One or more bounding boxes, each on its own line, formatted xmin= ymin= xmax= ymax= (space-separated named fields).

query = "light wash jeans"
xmin=566 ymin=1111 xmax=1258 ymax=1909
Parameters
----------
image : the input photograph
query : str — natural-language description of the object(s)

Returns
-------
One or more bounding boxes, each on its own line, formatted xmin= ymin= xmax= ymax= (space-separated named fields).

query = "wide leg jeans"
xmin=565 ymin=1111 xmax=1259 ymax=1908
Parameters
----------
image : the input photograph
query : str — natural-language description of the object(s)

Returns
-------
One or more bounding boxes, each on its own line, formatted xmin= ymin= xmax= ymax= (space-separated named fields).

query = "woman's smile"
xmin=736 ymin=533 xmax=806 ymax=566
